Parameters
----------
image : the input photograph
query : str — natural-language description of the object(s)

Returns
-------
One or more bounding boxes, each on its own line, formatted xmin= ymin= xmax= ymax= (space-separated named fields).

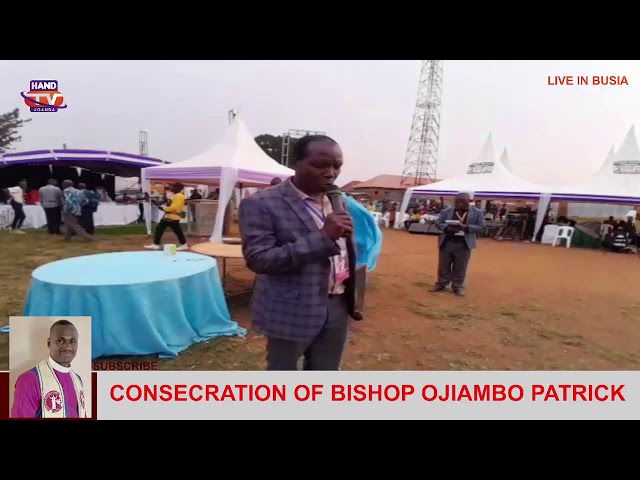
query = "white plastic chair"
xmin=382 ymin=211 xmax=400 ymax=228
xmin=552 ymin=226 xmax=575 ymax=248
xmin=395 ymin=213 xmax=409 ymax=229
xmin=0 ymin=207 xmax=14 ymax=230
xmin=541 ymin=224 xmax=560 ymax=245
xmin=371 ymin=211 xmax=382 ymax=227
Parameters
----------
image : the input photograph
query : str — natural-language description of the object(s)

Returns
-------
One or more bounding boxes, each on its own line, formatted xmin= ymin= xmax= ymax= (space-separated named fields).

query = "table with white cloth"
xmin=0 ymin=203 xmax=164 ymax=228
xmin=22 ymin=251 xmax=247 ymax=359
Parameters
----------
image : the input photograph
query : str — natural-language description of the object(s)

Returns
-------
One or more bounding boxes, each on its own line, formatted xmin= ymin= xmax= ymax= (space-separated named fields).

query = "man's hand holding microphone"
xmin=322 ymin=211 xmax=354 ymax=241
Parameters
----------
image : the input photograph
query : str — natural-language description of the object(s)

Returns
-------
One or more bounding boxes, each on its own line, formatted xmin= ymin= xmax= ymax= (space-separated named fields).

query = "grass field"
xmin=1 ymin=225 xmax=639 ymax=372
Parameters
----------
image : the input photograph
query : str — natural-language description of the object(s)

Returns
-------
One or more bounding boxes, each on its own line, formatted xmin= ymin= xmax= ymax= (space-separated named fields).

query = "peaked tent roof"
xmin=411 ymin=134 xmax=550 ymax=200
xmin=550 ymin=126 xmax=640 ymax=204
xmin=499 ymin=147 xmax=511 ymax=172
xmin=143 ymin=116 xmax=294 ymax=187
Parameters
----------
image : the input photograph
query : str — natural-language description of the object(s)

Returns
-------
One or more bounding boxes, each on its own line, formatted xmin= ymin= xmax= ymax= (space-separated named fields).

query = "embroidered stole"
xmin=35 ymin=359 xmax=86 ymax=418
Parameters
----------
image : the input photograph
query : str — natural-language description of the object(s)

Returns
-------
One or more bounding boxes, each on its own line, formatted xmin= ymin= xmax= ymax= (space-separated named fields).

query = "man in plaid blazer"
xmin=238 ymin=135 xmax=356 ymax=371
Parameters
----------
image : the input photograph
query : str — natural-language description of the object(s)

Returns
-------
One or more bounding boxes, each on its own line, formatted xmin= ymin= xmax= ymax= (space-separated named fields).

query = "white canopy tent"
xmin=141 ymin=115 xmax=294 ymax=243
xmin=498 ymin=147 xmax=512 ymax=172
xmin=550 ymin=126 xmax=640 ymax=207
xmin=400 ymin=134 xmax=553 ymax=239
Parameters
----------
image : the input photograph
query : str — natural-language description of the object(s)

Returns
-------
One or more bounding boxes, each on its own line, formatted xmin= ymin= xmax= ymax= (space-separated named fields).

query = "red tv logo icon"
xmin=21 ymin=80 xmax=68 ymax=112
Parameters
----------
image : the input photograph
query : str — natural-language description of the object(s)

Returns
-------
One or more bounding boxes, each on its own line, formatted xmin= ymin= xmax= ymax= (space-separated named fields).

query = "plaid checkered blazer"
xmin=238 ymin=179 xmax=357 ymax=341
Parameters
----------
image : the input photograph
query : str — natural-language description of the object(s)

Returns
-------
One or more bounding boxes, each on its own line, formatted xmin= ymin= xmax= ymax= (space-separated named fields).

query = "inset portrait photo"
xmin=9 ymin=316 xmax=92 ymax=419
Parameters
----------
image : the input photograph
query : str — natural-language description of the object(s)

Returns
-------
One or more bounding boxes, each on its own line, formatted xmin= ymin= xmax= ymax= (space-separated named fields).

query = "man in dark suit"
xmin=430 ymin=192 xmax=486 ymax=296
xmin=238 ymin=135 xmax=357 ymax=371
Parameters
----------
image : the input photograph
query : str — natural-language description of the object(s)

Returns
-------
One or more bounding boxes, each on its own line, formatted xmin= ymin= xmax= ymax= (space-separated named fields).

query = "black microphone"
xmin=326 ymin=185 xmax=351 ymax=236
xmin=326 ymin=184 xmax=345 ymax=212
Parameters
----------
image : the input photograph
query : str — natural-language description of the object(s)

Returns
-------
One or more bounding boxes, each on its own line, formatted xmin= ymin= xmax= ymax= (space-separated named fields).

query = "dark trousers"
xmin=44 ymin=206 xmax=62 ymax=234
xmin=10 ymin=200 xmax=26 ymax=229
xmin=153 ymin=218 xmax=186 ymax=245
xmin=62 ymin=211 xmax=93 ymax=241
xmin=79 ymin=213 xmax=95 ymax=235
xmin=436 ymin=238 xmax=472 ymax=290
xmin=266 ymin=294 xmax=349 ymax=371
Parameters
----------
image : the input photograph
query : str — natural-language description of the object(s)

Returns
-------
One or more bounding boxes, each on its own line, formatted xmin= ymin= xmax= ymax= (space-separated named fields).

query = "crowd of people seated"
xmin=356 ymin=198 xmax=444 ymax=229
xmin=356 ymin=196 xmax=638 ymax=254
xmin=601 ymin=215 xmax=638 ymax=253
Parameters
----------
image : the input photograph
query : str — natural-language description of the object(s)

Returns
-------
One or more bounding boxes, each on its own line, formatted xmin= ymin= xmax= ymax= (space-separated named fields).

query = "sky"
xmin=1 ymin=60 xmax=638 ymax=189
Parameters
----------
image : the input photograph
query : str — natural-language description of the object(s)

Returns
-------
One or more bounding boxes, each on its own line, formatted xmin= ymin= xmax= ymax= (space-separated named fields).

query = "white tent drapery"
xmin=140 ymin=115 xmax=294 ymax=243
xmin=549 ymin=126 xmax=640 ymax=205
xmin=399 ymin=134 xmax=553 ymax=240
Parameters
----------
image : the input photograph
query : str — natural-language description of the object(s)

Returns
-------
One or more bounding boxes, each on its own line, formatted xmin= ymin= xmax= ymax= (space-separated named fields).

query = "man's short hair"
xmin=290 ymin=135 xmax=337 ymax=165
xmin=50 ymin=319 xmax=76 ymax=335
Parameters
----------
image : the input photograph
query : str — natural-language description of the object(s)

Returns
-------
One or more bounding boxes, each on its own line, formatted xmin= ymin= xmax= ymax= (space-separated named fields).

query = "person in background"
xmin=498 ymin=203 xmax=508 ymax=221
xmin=61 ymin=180 xmax=93 ymax=241
xmin=11 ymin=319 xmax=87 ymax=419
xmin=7 ymin=180 xmax=27 ymax=233
xmin=144 ymin=182 xmax=188 ymax=251
xmin=188 ymin=188 xmax=202 ymax=221
xmin=24 ymin=185 xmax=40 ymax=205
xmin=404 ymin=208 xmax=421 ymax=230
xmin=387 ymin=202 xmax=397 ymax=228
xmin=77 ymin=183 xmax=99 ymax=235
xmin=39 ymin=179 xmax=64 ymax=234
xmin=625 ymin=212 xmax=639 ymax=245
xmin=604 ymin=216 xmax=617 ymax=227
xmin=137 ymin=192 xmax=149 ymax=222
xmin=430 ymin=192 xmax=486 ymax=296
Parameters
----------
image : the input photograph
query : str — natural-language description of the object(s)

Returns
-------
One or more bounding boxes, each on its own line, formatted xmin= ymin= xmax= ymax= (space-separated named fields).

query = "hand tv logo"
xmin=21 ymin=80 xmax=68 ymax=112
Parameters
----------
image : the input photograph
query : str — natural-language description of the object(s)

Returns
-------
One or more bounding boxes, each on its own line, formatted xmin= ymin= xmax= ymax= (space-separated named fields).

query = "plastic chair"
xmin=541 ymin=224 xmax=560 ymax=244
xmin=552 ymin=226 xmax=575 ymax=248
xmin=0 ymin=208 xmax=14 ymax=230
xmin=395 ymin=213 xmax=409 ymax=229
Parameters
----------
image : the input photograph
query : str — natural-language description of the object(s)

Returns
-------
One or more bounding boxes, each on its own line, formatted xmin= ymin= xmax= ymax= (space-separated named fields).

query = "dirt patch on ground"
xmin=1 ymin=228 xmax=639 ymax=371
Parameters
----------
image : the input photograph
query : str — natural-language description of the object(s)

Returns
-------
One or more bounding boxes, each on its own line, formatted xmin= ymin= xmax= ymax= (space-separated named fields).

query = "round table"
xmin=23 ymin=251 xmax=246 ymax=359
xmin=190 ymin=243 xmax=247 ymax=294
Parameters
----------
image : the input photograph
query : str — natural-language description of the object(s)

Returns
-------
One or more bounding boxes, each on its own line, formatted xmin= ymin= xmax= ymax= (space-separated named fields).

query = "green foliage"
xmin=254 ymin=133 xmax=298 ymax=166
xmin=0 ymin=108 xmax=31 ymax=154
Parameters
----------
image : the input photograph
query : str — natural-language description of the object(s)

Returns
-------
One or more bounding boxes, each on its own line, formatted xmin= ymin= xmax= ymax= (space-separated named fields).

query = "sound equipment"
xmin=408 ymin=222 xmax=440 ymax=235
xmin=495 ymin=213 xmax=529 ymax=241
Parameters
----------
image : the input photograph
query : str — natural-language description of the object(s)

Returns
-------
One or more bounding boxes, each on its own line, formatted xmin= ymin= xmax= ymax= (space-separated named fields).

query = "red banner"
xmin=0 ymin=371 xmax=97 ymax=420
xmin=0 ymin=372 xmax=8 ymax=420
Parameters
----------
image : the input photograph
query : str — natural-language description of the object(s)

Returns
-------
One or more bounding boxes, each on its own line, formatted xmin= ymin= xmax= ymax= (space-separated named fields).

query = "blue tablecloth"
xmin=23 ymin=251 xmax=246 ymax=359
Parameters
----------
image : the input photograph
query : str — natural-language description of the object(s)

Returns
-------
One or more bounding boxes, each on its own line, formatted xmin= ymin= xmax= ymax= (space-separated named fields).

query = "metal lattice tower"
xmin=139 ymin=130 xmax=148 ymax=156
xmin=400 ymin=60 xmax=444 ymax=187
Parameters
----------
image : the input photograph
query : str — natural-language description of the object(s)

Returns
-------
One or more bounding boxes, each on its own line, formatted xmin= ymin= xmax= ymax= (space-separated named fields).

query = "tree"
xmin=255 ymin=134 xmax=283 ymax=163
xmin=255 ymin=134 xmax=299 ymax=166
xmin=0 ymin=108 xmax=31 ymax=154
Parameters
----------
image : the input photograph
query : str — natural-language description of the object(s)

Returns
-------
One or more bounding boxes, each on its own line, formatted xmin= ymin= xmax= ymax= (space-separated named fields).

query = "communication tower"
xmin=139 ymin=130 xmax=148 ymax=156
xmin=281 ymin=128 xmax=326 ymax=167
xmin=400 ymin=60 xmax=444 ymax=187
